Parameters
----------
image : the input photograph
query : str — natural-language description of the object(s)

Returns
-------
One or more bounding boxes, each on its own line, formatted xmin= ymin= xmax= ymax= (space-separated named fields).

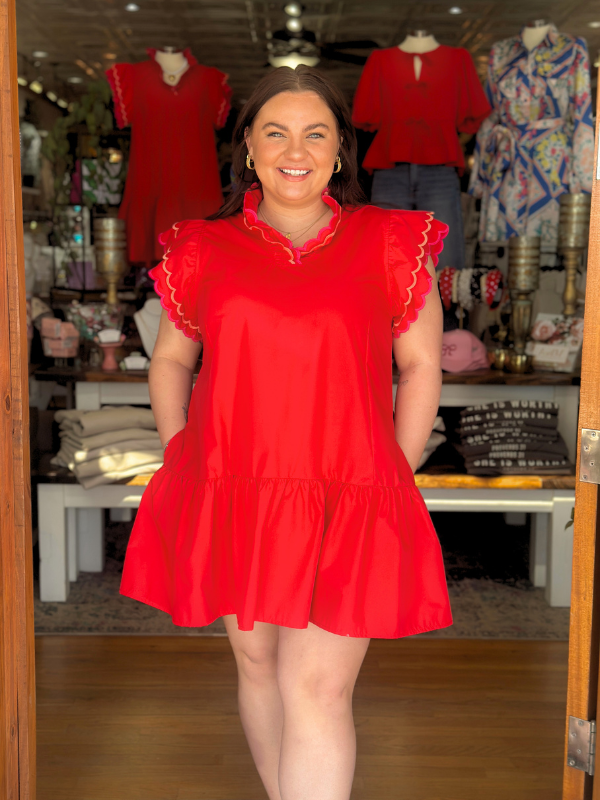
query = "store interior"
xmin=15 ymin=0 xmax=599 ymax=642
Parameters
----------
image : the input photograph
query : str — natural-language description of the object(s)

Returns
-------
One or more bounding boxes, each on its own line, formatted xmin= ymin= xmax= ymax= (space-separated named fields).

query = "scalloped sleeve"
xmin=148 ymin=220 xmax=206 ymax=343
xmin=105 ymin=63 xmax=135 ymax=128
xmin=206 ymin=67 xmax=232 ymax=129
xmin=387 ymin=210 xmax=449 ymax=337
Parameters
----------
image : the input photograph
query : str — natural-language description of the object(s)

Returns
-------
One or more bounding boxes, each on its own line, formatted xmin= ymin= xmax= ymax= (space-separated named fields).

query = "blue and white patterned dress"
xmin=469 ymin=25 xmax=594 ymax=249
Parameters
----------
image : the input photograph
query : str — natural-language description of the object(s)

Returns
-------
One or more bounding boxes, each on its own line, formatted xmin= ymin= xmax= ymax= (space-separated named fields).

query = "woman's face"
xmin=245 ymin=90 xmax=340 ymax=207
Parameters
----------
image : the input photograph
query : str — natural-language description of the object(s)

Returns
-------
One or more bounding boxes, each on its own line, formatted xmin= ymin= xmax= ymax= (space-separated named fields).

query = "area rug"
xmin=33 ymin=515 xmax=570 ymax=640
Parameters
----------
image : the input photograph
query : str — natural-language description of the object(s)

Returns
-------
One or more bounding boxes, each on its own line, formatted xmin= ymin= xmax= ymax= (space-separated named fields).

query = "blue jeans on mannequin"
xmin=370 ymin=163 xmax=465 ymax=271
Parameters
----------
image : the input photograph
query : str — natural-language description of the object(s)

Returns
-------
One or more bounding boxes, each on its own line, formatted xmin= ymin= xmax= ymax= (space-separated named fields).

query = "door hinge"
xmin=567 ymin=716 xmax=596 ymax=775
xmin=580 ymin=429 xmax=600 ymax=485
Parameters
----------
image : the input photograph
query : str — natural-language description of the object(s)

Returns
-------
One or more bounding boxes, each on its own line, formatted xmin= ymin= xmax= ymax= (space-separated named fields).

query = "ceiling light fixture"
xmin=284 ymin=2 xmax=303 ymax=16
xmin=32 ymin=50 xmax=48 ymax=58
xmin=125 ymin=2 xmax=140 ymax=10
xmin=589 ymin=21 xmax=600 ymax=28
xmin=448 ymin=6 xmax=463 ymax=13
xmin=286 ymin=17 xmax=303 ymax=32
xmin=46 ymin=91 xmax=58 ymax=102
xmin=17 ymin=76 xmax=28 ymax=86
xmin=104 ymin=53 xmax=117 ymax=60
xmin=67 ymin=76 xmax=83 ymax=84
xmin=29 ymin=81 xmax=43 ymax=94
xmin=57 ymin=99 xmax=68 ymax=108
xmin=269 ymin=52 xmax=319 ymax=68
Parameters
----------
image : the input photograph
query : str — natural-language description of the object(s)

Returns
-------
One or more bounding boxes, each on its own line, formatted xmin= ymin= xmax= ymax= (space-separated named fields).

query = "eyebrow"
xmin=261 ymin=122 xmax=330 ymax=132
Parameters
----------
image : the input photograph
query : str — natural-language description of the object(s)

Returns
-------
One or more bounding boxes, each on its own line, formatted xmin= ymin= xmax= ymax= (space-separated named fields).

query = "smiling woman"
xmin=210 ymin=65 xmax=365 ymax=223
xmin=120 ymin=65 xmax=451 ymax=800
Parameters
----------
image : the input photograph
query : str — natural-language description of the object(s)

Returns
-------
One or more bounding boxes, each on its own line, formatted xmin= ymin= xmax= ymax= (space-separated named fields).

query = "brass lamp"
xmin=506 ymin=235 xmax=541 ymax=372
xmin=94 ymin=218 xmax=128 ymax=307
xmin=558 ymin=193 xmax=591 ymax=317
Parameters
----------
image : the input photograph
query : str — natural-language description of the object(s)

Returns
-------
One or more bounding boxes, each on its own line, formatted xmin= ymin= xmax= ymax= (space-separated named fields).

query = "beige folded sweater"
xmin=59 ymin=427 xmax=161 ymax=451
xmin=51 ymin=438 xmax=164 ymax=470
xmin=54 ymin=406 xmax=157 ymax=437
xmin=73 ymin=450 xmax=165 ymax=479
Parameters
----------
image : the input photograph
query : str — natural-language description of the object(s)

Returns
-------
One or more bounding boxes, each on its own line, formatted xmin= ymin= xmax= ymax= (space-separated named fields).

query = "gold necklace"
xmin=258 ymin=205 xmax=330 ymax=244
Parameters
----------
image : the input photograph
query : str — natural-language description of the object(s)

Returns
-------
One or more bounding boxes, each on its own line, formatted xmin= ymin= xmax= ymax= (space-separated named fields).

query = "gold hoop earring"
xmin=246 ymin=153 xmax=255 ymax=170
xmin=333 ymin=155 xmax=342 ymax=174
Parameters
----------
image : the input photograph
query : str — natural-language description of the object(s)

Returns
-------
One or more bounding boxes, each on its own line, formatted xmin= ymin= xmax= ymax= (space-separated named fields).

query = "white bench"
xmin=37 ymin=474 xmax=575 ymax=607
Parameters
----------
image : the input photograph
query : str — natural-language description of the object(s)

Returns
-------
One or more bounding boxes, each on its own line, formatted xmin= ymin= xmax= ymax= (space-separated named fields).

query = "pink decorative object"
xmin=41 ymin=316 xmax=62 ymax=338
xmin=94 ymin=333 xmax=126 ymax=371
xmin=441 ymin=330 xmax=489 ymax=373
xmin=41 ymin=317 xmax=81 ymax=357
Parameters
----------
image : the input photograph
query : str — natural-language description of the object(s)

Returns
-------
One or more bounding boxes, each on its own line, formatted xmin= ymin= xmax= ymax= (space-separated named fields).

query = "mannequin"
xmin=398 ymin=29 xmax=440 ymax=80
xmin=106 ymin=48 xmax=231 ymax=263
xmin=353 ymin=28 xmax=490 ymax=289
xmin=133 ymin=297 xmax=162 ymax=357
xmin=522 ymin=19 xmax=551 ymax=50
xmin=469 ymin=19 xmax=594 ymax=250
xmin=154 ymin=46 xmax=189 ymax=86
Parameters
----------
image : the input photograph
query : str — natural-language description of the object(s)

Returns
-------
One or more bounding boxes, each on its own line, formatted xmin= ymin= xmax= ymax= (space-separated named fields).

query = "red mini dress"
xmin=106 ymin=49 xmax=231 ymax=263
xmin=119 ymin=185 xmax=454 ymax=639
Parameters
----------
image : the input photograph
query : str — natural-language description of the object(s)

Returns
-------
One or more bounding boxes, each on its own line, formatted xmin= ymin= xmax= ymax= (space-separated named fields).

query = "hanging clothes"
xmin=352 ymin=45 xmax=491 ymax=173
xmin=106 ymin=48 xmax=231 ymax=263
xmin=468 ymin=25 xmax=594 ymax=249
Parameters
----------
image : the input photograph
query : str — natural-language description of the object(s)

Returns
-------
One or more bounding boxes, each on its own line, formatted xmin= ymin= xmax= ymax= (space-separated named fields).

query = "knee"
xmin=278 ymin=669 xmax=354 ymax=711
xmin=235 ymin=644 xmax=278 ymax=685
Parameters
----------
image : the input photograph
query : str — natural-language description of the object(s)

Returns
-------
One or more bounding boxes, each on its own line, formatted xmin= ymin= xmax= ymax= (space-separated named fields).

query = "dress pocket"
xmin=163 ymin=427 xmax=186 ymax=466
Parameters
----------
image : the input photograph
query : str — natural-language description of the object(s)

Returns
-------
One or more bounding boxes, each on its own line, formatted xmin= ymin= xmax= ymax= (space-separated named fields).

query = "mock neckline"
xmin=242 ymin=184 xmax=342 ymax=263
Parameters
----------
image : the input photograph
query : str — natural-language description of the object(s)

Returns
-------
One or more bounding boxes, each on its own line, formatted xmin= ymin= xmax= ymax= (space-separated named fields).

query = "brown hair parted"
xmin=209 ymin=65 xmax=365 ymax=219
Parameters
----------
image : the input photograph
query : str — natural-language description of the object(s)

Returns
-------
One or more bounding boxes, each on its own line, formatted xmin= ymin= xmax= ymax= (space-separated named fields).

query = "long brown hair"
xmin=209 ymin=65 xmax=365 ymax=219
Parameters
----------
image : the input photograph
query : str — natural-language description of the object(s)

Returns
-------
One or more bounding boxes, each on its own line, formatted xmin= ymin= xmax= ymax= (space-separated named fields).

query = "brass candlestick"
xmin=506 ymin=235 xmax=541 ymax=372
xmin=558 ymin=193 xmax=591 ymax=318
xmin=94 ymin=218 xmax=128 ymax=307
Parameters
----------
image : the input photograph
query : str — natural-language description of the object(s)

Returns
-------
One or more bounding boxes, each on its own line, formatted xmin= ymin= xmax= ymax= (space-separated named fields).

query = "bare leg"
xmin=276 ymin=621 xmax=370 ymax=800
xmin=223 ymin=614 xmax=284 ymax=800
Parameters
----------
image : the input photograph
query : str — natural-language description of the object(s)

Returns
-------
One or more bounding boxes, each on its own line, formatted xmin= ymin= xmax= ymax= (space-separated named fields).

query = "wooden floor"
xmin=36 ymin=635 xmax=568 ymax=800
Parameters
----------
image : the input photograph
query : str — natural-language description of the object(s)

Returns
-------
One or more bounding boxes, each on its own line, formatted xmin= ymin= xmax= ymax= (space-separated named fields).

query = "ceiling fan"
xmin=268 ymin=27 xmax=379 ymax=67
xmin=267 ymin=4 xmax=379 ymax=68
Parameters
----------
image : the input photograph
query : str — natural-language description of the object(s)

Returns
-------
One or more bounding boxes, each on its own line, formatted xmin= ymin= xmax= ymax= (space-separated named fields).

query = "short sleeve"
xmin=148 ymin=220 xmax=207 ymax=343
xmin=205 ymin=67 xmax=232 ymax=129
xmin=105 ymin=63 xmax=135 ymax=128
xmin=387 ymin=211 xmax=449 ymax=337
xmin=352 ymin=51 xmax=381 ymax=132
xmin=456 ymin=49 xmax=492 ymax=134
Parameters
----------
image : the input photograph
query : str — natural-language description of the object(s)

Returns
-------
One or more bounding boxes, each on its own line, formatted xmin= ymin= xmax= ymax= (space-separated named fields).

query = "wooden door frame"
xmin=0 ymin=0 xmax=37 ymax=798
xmin=563 ymin=72 xmax=600 ymax=799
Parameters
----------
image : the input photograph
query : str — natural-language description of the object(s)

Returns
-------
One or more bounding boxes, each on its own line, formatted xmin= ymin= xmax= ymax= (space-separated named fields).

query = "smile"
xmin=278 ymin=168 xmax=311 ymax=176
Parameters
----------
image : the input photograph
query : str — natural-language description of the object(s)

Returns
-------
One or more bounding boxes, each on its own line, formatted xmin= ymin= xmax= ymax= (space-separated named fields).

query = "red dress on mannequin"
xmin=118 ymin=185 xmax=454 ymax=639
xmin=106 ymin=49 xmax=231 ymax=263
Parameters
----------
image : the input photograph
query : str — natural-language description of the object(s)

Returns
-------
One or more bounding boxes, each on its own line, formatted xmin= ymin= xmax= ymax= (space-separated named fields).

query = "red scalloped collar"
xmin=242 ymin=184 xmax=342 ymax=264
xmin=146 ymin=47 xmax=199 ymax=68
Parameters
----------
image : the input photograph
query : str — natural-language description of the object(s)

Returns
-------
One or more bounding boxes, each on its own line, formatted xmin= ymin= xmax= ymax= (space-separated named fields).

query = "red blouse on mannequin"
xmin=106 ymin=48 xmax=231 ymax=263
xmin=352 ymin=46 xmax=491 ymax=173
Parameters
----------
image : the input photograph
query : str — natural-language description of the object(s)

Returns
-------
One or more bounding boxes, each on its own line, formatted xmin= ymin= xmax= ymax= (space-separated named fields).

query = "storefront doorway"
xmin=3 ymin=1 xmax=600 ymax=798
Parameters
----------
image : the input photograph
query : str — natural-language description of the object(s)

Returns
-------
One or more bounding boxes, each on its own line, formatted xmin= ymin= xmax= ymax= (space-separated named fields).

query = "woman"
xmin=120 ymin=66 xmax=453 ymax=800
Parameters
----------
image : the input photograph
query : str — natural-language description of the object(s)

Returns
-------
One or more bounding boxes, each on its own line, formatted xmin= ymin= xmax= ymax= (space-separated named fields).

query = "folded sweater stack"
xmin=456 ymin=401 xmax=573 ymax=476
xmin=50 ymin=406 xmax=164 ymax=489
